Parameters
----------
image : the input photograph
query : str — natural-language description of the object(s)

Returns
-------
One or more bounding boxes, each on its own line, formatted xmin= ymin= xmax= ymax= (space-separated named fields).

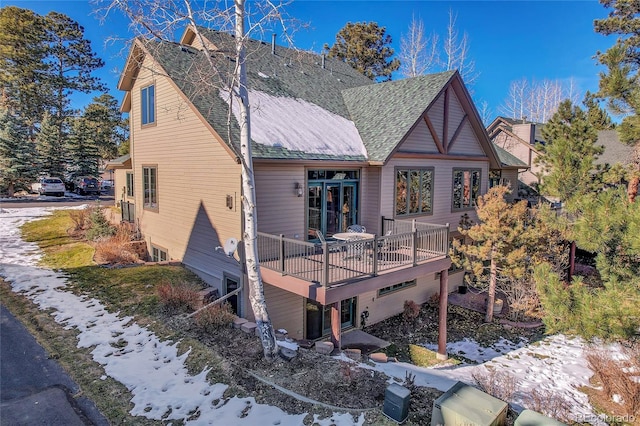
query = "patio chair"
xmin=345 ymin=235 xmax=367 ymax=260
xmin=311 ymin=229 xmax=340 ymax=253
xmin=347 ymin=224 xmax=366 ymax=233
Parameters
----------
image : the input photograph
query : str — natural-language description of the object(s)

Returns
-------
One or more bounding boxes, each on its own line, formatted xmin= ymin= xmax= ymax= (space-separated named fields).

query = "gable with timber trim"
xmin=396 ymin=87 xmax=485 ymax=157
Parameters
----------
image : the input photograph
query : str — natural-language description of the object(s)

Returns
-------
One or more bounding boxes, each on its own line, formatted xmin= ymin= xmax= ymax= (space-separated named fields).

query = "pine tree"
xmin=573 ymin=186 xmax=640 ymax=282
xmin=324 ymin=22 xmax=400 ymax=82
xmin=0 ymin=106 xmax=37 ymax=196
xmin=0 ymin=7 xmax=48 ymax=134
xmin=82 ymin=94 xmax=128 ymax=160
xmin=594 ymin=0 xmax=640 ymax=144
xmin=452 ymin=186 xmax=531 ymax=322
xmin=67 ymin=116 xmax=99 ymax=178
xmin=536 ymin=100 xmax=603 ymax=206
xmin=36 ymin=111 xmax=67 ymax=178
xmin=583 ymin=91 xmax=615 ymax=130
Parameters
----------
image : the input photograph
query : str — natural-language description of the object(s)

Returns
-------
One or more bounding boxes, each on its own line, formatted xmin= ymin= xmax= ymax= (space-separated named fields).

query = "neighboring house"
xmin=488 ymin=117 xmax=637 ymax=202
xmin=104 ymin=154 xmax=132 ymax=208
xmin=487 ymin=116 xmax=545 ymax=191
xmin=115 ymin=26 xmax=520 ymax=347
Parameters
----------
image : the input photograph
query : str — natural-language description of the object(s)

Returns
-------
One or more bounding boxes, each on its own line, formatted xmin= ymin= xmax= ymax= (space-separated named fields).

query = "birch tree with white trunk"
xmin=398 ymin=14 xmax=439 ymax=78
xmin=442 ymin=9 xmax=478 ymax=86
xmin=500 ymin=77 xmax=584 ymax=123
xmin=397 ymin=9 xmax=478 ymax=87
xmin=99 ymin=0 xmax=297 ymax=360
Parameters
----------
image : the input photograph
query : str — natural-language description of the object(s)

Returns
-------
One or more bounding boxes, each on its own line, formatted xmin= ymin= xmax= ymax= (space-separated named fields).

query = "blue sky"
xmin=7 ymin=1 xmax=613 ymax=120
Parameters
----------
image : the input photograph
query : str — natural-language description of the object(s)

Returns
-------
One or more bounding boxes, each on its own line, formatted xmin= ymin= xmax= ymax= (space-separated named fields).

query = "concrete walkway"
xmin=0 ymin=303 xmax=108 ymax=426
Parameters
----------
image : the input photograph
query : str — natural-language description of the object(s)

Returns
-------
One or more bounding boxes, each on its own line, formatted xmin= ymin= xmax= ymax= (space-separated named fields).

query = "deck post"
xmin=279 ymin=234 xmax=285 ymax=272
xmin=412 ymin=220 xmax=418 ymax=266
xmin=437 ymin=268 xmax=449 ymax=360
xmin=330 ymin=301 xmax=341 ymax=350
xmin=372 ymin=235 xmax=379 ymax=276
xmin=322 ymin=242 xmax=329 ymax=286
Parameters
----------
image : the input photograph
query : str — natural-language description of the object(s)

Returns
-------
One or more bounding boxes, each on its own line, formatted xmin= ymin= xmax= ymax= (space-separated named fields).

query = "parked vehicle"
xmin=37 ymin=177 xmax=65 ymax=197
xmin=73 ymin=176 xmax=101 ymax=195
xmin=100 ymin=180 xmax=114 ymax=191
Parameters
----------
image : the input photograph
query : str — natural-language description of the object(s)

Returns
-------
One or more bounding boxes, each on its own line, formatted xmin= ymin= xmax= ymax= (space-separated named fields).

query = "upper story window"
xmin=395 ymin=168 xmax=434 ymax=216
xmin=126 ymin=172 xmax=134 ymax=197
xmin=452 ymin=169 xmax=481 ymax=210
xmin=143 ymin=166 xmax=158 ymax=210
xmin=141 ymin=84 xmax=155 ymax=126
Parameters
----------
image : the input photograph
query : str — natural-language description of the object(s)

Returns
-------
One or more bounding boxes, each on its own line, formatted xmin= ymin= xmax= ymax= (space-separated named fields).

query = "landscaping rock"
xmin=279 ymin=347 xmax=297 ymax=361
xmin=315 ymin=341 xmax=334 ymax=355
xmin=370 ymin=352 xmax=389 ymax=363
xmin=240 ymin=321 xmax=257 ymax=334
xmin=344 ymin=348 xmax=361 ymax=361
xmin=233 ymin=317 xmax=248 ymax=329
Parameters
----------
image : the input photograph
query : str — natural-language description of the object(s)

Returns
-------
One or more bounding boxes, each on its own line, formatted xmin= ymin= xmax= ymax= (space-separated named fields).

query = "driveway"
xmin=0 ymin=194 xmax=115 ymax=209
xmin=0 ymin=303 xmax=109 ymax=426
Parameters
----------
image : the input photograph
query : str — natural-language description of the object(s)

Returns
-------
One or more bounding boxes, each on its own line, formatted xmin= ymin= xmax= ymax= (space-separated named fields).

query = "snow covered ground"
xmin=0 ymin=206 xmax=605 ymax=425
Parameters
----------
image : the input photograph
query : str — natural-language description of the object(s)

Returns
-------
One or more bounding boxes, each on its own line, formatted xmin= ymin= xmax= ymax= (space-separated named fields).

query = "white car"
xmin=38 ymin=177 xmax=65 ymax=197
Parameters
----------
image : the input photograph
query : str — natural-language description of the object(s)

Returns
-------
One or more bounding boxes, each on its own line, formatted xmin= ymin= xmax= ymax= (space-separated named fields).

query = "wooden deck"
xmin=260 ymin=244 xmax=445 ymax=286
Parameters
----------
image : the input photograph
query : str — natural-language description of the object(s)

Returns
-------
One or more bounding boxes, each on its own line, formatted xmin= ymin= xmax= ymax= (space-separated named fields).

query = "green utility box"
xmin=514 ymin=409 xmax=567 ymax=426
xmin=431 ymin=381 xmax=508 ymax=426
xmin=383 ymin=383 xmax=411 ymax=423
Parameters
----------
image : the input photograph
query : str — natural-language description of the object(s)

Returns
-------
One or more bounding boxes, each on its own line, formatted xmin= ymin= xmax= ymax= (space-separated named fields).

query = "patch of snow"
xmin=423 ymin=337 xmax=527 ymax=363
xmin=371 ymin=335 xmax=606 ymax=425
xmin=257 ymin=71 xmax=269 ymax=79
xmin=221 ymin=89 xmax=367 ymax=157
xmin=0 ymin=207 xmax=314 ymax=425
xmin=612 ymin=394 xmax=623 ymax=404
xmin=277 ymin=339 xmax=298 ymax=351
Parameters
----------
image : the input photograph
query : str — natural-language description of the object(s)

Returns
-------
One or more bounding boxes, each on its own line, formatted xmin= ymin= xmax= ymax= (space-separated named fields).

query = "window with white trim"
xmin=126 ymin=172 xmax=134 ymax=197
xmin=143 ymin=166 xmax=157 ymax=210
xmin=151 ymin=245 xmax=167 ymax=262
xmin=141 ymin=84 xmax=155 ymax=126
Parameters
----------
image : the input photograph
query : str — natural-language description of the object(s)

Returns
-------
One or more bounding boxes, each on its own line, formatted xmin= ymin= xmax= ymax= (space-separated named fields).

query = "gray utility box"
xmin=383 ymin=383 xmax=411 ymax=423
xmin=514 ymin=409 xmax=567 ymax=426
xmin=431 ymin=381 xmax=508 ymax=426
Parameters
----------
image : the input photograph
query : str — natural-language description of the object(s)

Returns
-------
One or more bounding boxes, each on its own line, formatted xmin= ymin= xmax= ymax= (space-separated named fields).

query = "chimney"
xmin=271 ymin=33 xmax=276 ymax=55
xmin=321 ymin=54 xmax=325 ymax=69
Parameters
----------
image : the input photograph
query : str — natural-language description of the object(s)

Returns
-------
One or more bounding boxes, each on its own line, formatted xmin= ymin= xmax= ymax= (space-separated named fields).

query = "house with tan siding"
xmin=115 ymin=27 xmax=525 ymax=350
xmin=488 ymin=116 xmax=636 ymax=204
xmin=487 ymin=116 xmax=543 ymax=193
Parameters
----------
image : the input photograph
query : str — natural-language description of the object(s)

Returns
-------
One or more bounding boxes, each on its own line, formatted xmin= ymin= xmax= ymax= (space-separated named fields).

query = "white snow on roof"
xmin=221 ymin=89 xmax=367 ymax=157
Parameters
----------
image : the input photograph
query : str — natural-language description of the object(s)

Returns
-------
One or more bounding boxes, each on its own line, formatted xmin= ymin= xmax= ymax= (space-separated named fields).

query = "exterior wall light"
xmin=295 ymin=182 xmax=303 ymax=197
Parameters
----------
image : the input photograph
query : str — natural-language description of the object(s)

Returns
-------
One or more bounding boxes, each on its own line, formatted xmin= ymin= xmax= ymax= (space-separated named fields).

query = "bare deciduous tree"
xmin=500 ymin=77 xmax=581 ymax=123
xmin=398 ymin=14 xmax=438 ymax=78
xmin=443 ymin=9 xmax=477 ymax=86
xmin=99 ymin=0 xmax=298 ymax=360
xmin=397 ymin=9 xmax=478 ymax=87
xmin=500 ymin=78 xmax=528 ymax=120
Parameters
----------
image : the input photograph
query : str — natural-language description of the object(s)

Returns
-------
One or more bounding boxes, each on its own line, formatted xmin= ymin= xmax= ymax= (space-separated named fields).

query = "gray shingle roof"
xmin=492 ymin=143 xmax=527 ymax=168
xmin=143 ymin=31 xmax=373 ymax=161
xmin=342 ymin=71 xmax=456 ymax=162
xmin=595 ymin=130 xmax=638 ymax=166
xmin=141 ymin=31 xmax=481 ymax=165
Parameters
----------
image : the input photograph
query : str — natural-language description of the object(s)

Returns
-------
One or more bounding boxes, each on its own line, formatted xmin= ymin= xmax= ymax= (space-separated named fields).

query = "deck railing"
xmin=257 ymin=221 xmax=449 ymax=286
